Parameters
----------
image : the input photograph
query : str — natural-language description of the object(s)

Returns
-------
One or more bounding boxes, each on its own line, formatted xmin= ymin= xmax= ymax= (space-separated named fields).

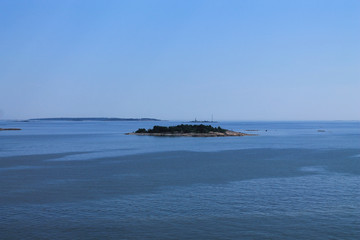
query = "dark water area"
xmin=0 ymin=120 xmax=359 ymax=239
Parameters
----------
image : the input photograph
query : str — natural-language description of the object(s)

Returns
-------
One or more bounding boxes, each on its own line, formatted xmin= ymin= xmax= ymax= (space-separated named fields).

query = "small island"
xmin=126 ymin=124 xmax=255 ymax=137
xmin=0 ymin=128 xmax=21 ymax=131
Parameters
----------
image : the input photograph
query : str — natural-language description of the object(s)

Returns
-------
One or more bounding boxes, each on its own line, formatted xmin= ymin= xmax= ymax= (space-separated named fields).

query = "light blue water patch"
xmin=47 ymin=149 xmax=137 ymax=161
xmin=299 ymin=166 xmax=327 ymax=173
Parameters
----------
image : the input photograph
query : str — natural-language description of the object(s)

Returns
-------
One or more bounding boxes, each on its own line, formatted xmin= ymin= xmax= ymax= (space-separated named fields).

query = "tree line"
xmin=135 ymin=124 xmax=227 ymax=134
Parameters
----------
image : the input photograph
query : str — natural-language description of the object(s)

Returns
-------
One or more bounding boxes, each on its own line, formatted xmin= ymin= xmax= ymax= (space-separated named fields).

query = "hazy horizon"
xmin=1 ymin=0 xmax=359 ymax=121
xmin=2 ymin=116 xmax=360 ymax=122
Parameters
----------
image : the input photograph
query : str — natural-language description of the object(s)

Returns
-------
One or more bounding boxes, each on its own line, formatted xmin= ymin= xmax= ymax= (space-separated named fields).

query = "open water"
xmin=0 ymin=120 xmax=359 ymax=239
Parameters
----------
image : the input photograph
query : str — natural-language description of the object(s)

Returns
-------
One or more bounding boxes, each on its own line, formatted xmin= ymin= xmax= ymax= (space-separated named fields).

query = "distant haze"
xmin=1 ymin=0 xmax=359 ymax=120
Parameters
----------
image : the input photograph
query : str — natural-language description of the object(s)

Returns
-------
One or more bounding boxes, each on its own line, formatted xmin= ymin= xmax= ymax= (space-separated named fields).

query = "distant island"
xmin=30 ymin=118 xmax=161 ymax=121
xmin=188 ymin=117 xmax=217 ymax=123
xmin=0 ymin=128 xmax=21 ymax=131
xmin=189 ymin=120 xmax=217 ymax=123
xmin=126 ymin=124 xmax=255 ymax=137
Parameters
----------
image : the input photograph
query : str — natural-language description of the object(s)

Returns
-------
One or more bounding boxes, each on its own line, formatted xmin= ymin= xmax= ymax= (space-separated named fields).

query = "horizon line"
xmin=1 ymin=117 xmax=359 ymax=122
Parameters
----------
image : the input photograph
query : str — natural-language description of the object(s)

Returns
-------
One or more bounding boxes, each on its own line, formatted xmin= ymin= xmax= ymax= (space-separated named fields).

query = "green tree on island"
xmin=135 ymin=124 xmax=227 ymax=134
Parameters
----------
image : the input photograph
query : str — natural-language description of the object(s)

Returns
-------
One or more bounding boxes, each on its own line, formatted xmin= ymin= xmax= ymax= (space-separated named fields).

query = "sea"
xmin=0 ymin=120 xmax=359 ymax=239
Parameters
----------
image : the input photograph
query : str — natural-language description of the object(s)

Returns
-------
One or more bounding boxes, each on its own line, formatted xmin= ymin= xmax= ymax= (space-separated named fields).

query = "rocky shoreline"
xmin=126 ymin=130 xmax=255 ymax=137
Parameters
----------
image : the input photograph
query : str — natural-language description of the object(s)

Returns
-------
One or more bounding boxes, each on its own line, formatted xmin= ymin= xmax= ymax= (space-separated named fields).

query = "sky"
xmin=1 ymin=0 xmax=359 ymax=121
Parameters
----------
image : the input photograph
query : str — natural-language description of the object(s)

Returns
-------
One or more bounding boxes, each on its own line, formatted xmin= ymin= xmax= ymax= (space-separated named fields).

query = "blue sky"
xmin=1 ymin=0 xmax=359 ymax=120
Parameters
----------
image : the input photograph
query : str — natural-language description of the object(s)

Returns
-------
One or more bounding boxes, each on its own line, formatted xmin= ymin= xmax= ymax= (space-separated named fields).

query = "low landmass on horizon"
xmin=0 ymin=128 xmax=21 ymax=131
xmin=30 ymin=117 xmax=161 ymax=122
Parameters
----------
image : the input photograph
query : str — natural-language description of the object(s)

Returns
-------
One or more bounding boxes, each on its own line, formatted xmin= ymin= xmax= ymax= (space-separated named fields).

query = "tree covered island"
xmin=126 ymin=124 xmax=255 ymax=137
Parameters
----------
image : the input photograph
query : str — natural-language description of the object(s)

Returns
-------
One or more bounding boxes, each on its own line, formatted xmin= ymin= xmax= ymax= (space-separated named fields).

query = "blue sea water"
xmin=0 ymin=120 xmax=359 ymax=239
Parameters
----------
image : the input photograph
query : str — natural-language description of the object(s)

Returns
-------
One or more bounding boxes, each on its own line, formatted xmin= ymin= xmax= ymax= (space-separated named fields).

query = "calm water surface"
xmin=0 ymin=120 xmax=359 ymax=239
